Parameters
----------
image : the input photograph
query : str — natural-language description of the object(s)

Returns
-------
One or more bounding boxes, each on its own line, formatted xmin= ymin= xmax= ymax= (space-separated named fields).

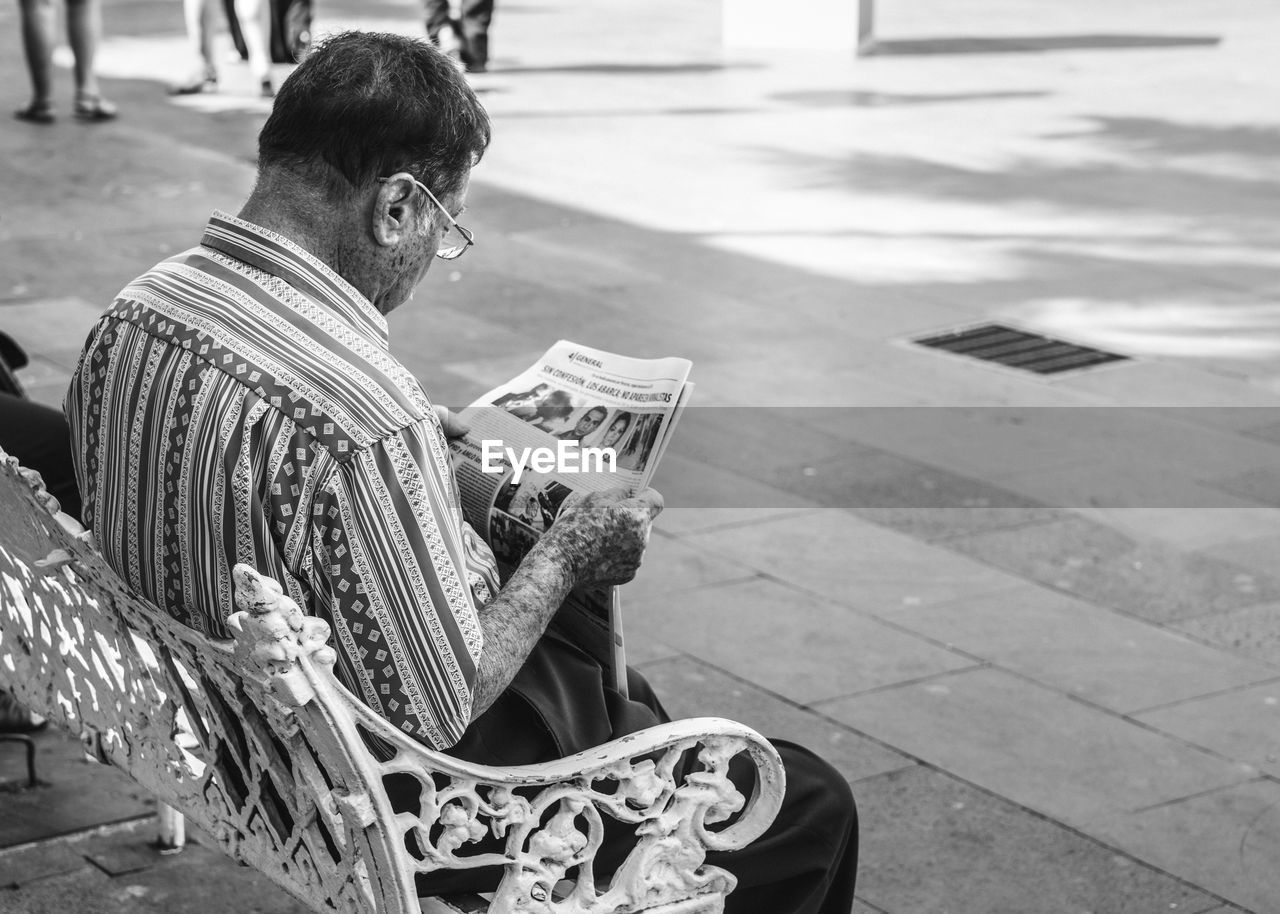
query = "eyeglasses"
xmin=376 ymin=175 xmax=475 ymax=260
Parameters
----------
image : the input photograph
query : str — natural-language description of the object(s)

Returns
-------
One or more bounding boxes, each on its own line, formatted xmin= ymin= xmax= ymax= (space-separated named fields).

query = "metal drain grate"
xmin=912 ymin=323 xmax=1129 ymax=375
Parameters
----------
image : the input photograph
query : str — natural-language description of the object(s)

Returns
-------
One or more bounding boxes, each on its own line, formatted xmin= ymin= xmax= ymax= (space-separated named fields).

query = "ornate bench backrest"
xmin=0 ymin=451 xmax=785 ymax=914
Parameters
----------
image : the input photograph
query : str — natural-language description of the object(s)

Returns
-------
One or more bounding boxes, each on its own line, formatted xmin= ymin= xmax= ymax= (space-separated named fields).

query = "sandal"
xmin=169 ymin=71 xmax=218 ymax=96
xmin=73 ymin=95 xmax=118 ymax=122
xmin=13 ymin=102 xmax=55 ymax=125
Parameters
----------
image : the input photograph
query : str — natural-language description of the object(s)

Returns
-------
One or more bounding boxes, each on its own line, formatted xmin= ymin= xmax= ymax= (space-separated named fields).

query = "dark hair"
xmin=258 ymin=31 xmax=490 ymax=199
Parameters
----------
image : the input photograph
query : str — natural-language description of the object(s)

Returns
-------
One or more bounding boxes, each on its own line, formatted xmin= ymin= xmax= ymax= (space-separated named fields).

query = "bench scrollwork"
xmin=0 ymin=450 xmax=784 ymax=913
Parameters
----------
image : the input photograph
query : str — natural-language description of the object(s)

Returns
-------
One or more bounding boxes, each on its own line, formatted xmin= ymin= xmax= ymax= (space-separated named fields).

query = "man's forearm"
xmin=467 ymin=487 xmax=659 ymax=722
xmin=470 ymin=531 xmax=580 ymax=718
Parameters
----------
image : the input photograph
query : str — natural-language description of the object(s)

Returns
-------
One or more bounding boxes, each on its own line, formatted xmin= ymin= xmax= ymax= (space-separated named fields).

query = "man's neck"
xmin=236 ymin=175 xmax=389 ymax=314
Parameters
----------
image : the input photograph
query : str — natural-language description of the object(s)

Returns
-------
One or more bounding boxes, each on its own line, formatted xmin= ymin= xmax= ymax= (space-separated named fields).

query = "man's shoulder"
xmin=100 ymin=262 xmax=436 ymax=461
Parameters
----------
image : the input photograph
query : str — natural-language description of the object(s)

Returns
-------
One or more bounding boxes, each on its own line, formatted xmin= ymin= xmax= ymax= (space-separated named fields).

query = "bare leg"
xmin=16 ymin=0 xmax=56 ymax=112
xmin=65 ymin=0 xmax=116 ymax=117
xmin=172 ymin=0 xmax=217 ymax=91
xmin=64 ymin=0 xmax=100 ymax=97
xmin=458 ymin=0 xmax=492 ymax=71
xmin=233 ymin=0 xmax=272 ymax=95
xmin=423 ymin=0 xmax=453 ymax=41
xmin=186 ymin=0 xmax=217 ymax=78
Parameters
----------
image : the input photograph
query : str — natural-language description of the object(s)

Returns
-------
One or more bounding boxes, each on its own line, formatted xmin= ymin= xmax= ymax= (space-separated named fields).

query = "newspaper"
xmin=449 ymin=340 xmax=693 ymax=694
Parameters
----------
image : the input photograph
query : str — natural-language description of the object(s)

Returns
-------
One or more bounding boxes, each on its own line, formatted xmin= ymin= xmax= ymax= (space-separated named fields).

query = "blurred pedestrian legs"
xmin=233 ymin=0 xmax=275 ymax=96
xmin=424 ymin=0 xmax=493 ymax=72
xmin=170 ymin=0 xmax=220 ymax=94
xmin=14 ymin=0 xmax=117 ymax=123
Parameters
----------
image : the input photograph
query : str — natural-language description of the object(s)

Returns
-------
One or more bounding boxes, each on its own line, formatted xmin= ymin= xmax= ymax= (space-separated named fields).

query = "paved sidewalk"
xmin=4 ymin=0 xmax=1280 ymax=911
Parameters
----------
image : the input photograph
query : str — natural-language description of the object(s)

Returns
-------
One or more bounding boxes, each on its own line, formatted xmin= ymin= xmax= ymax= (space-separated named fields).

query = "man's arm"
xmin=468 ymin=487 xmax=663 ymax=718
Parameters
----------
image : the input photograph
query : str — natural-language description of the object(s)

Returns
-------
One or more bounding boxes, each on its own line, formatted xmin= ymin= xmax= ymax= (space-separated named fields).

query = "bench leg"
xmin=156 ymin=802 xmax=186 ymax=853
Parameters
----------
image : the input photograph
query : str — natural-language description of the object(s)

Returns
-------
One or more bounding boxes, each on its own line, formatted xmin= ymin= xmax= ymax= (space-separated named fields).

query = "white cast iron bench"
xmin=0 ymin=448 xmax=784 ymax=913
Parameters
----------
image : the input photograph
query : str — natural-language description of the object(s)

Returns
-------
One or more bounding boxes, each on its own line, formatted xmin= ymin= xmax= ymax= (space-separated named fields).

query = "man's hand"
xmin=433 ymin=404 xmax=471 ymax=440
xmin=541 ymin=487 xmax=664 ymax=587
xmin=469 ymin=485 xmax=663 ymax=719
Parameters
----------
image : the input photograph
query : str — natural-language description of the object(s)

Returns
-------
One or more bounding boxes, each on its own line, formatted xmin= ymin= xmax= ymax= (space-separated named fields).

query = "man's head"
xmin=572 ymin=406 xmax=609 ymax=438
xmin=252 ymin=32 xmax=491 ymax=313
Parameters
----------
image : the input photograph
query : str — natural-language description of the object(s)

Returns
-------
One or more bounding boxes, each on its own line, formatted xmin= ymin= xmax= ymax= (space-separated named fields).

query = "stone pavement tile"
xmin=853 ymin=766 xmax=1221 ymax=914
xmin=850 ymin=506 xmax=1066 ymax=542
xmin=743 ymin=417 xmax=1071 ymax=519
xmin=0 ymin=863 xmax=115 ymax=914
xmin=666 ymin=406 xmax=865 ymax=487
xmin=0 ymin=842 xmax=89 ymax=888
xmin=645 ymin=452 xmax=819 ymax=514
xmin=441 ymin=348 xmax=564 ymax=400
xmin=1205 ymin=467 xmax=1280 ymax=508
xmin=996 ymin=456 xmax=1263 ymax=511
xmin=1204 ymin=533 xmax=1280 ymax=577
xmin=388 ymin=304 xmax=545 ymax=384
xmin=0 ymin=121 xmax=249 ymax=241
xmin=1174 ymin=603 xmax=1280 ymax=668
xmin=0 ymin=298 xmax=108 ymax=369
xmin=943 ymin=516 xmax=1280 ymax=624
xmin=81 ymin=830 xmax=175 ymax=877
xmin=638 ymin=656 xmax=914 ymax=784
xmin=1238 ymin=417 xmax=1280 ymax=443
xmin=1062 ymin=361 xmax=1280 ymax=410
xmin=9 ymin=357 xmax=74 ymax=410
xmin=1 ymin=227 xmax=210 ymax=314
xmin=625 ymin=577 xmax=976 ymax=705
xmin=11 ymin=354 xmax=74 ymax=391
xmin=1088 ymin=779 xmax=1280 ymax=914
xmin=1135 ymin=683 xmax=1280 ymax=780
xmin=1152 ymin=407 xmax=1280 ymax=436
xmin=681 ymin=510 xmax=1026 ymax=613
xmin=1 ymin=822 xmax=311 ymax=913
xmin=621 ymin=631 xmax=680 ymax=667
xmin=760 ymin=442 xmax=1064 ymax=537
xmin=693 ymin=354 xmax=933 ymax=408
xmin=624 ymin=531 xmax=757 ymax=603
xmin=654 ymin=506 xmax=817 ymax=536
xmin=886 ymin=584 xmax=1279 ymax=713
xmin=822 ymin=404 xmax=1278 ymax=486
xmin=1072 ymin=508 xmax=1280 ymax=552
xmin=819 ymin=668 xmax=1255 ymax=828
xmin=0 ymin=731 xmax=154 ymax=848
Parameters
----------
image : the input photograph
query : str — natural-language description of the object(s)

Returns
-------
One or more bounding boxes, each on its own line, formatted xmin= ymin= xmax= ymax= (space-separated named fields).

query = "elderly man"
xmin=64 ymin=32 xmax=856 ymax=911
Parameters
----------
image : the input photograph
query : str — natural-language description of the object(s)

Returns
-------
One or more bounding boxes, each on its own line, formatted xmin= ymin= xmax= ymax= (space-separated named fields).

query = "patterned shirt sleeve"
xmin=306 ymin=418 xmax=485 ymax=749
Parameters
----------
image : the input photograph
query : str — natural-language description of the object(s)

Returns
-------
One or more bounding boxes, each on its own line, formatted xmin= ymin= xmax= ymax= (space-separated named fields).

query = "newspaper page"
xmin=449 ymin=341 xmax=693 ymax=693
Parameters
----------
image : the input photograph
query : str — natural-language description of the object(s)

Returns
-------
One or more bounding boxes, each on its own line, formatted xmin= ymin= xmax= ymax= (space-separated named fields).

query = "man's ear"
xmin=371 ymin=174 xmax=421 ymax=247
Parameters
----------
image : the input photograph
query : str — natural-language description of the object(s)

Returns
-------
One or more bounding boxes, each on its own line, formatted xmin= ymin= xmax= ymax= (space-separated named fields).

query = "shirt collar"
xmin=200 ymin=210 xmax=390 ymax=347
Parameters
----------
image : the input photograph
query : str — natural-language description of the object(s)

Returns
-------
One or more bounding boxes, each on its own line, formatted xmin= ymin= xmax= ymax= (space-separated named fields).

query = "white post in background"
xmin=723 ymin=0 xmax=875 ymax=53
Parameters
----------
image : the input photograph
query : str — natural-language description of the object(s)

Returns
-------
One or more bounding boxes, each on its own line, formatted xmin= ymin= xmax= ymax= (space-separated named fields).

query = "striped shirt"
xmin=65 ymin=211 xmax=499 ymax=749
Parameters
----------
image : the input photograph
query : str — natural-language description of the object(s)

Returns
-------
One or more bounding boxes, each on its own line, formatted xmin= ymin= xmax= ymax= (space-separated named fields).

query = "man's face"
xmin=382 ymin=175 xmax=470 ymax=313
xmin=574 ymin=408 xmax=608 ymax=437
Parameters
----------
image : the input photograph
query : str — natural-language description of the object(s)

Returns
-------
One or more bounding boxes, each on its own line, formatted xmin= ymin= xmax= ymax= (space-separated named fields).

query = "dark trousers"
xmin=407 ymin=632 xmax=858 ymax=913
xmin=0 ymin=391 xmax=81 ymax=522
